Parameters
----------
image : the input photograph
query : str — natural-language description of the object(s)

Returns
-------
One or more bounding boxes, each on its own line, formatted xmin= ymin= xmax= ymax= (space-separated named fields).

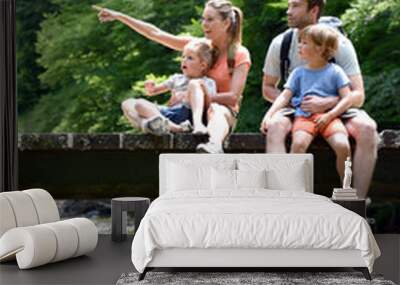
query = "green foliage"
xmin=20 ymin=0 xmax=201 ymax=133
xmin=16 ymin=0 xmax=57 ymax=114
xmin=18 ymin=0 xmax=400 ymax=132
xmin=363 ymin=69 xmax=400 ymax=125
xmin=236 ymin=0 xmax=287 ymax=131
xmin=235 ymin=94 xmax=268 ymax=133
xmin=340 ymin=0 xmax=400 ymax=128
xmin=324 ymin=0 xmax=354 ymax=17
xmin=342 ymin=0 xmax=400 ymax=74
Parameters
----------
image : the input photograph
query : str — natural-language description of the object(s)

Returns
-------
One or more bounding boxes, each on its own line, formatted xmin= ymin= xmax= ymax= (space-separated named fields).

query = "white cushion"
xmin=0 ymin=218 xmax=98 ymax=269
xmin=267 ymin=163 xmax=307 ymax=191
xmin=0 ymin=189 xmax=60 ymax=238
xmin=166 ymin=159 xmax=236 ymax=192
xmin=160 ymin=154 xmax=313 ymax=195
xmin=0 ymin=196 xmax=17 ymax=237
xmin=211 ymin=169 xmax=268 ymax=191
xmin=42 ymin=221 xmax=79 ymax=262
xmin=238 ymin=158 xmax=308 ymax=191
xmin=23 ymin=189 xmax=60 ymax=224
xmin=1 ymin=192 xmax=39 ymax=227
xmin=0 ymin=226 xmax=57 ymax=269
xmin=211 ymin=168 xmax=236 ymax=190
xmin=64 ymin=218 xmax=98 ymax=257
xmin=167 ymin=162 xmax=211 ymax=191
xmin=236 ymin=169 xmax=268 ymax=189
xmin=0 ymin=189 xmax=98 ymax=269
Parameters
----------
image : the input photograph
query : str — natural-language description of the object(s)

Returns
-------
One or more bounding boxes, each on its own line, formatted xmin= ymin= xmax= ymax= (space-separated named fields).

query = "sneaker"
xmin=179 ymin=120 xmax=193 ymax=133
xmin=144 ymin=116 xmax=169 ymax=135
xmin=196 ymin=142 xmax=224 ymax=154
xmin=192 ymin=125 xmax=208 ymax=135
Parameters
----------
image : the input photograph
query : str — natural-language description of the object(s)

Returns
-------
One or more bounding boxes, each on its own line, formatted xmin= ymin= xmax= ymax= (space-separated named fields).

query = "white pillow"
xmin=166 ymin=158 xmax=236 ymax=192
xmin=237 ymin=158 xmax=308 ymax=192
xmin=167 ymin=162 xmax=211 ymax=191
xmin=236 ymin=169 xmax=267 ymax=189
xmin=211 ymin=169 xmax=268 ymax=191
xmin=211 ymin=168 xmax=236 ymax=190
xmin=266 ymin=162 xmax=307 ymax=191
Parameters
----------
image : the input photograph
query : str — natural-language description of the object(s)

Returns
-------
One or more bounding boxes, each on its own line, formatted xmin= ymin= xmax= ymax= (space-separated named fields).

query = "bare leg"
xmin=345 ymin=111 xmax=378 ymax=198
xmin=290 ymin=131 xmax=314 ymax=153
xmin=207 ymin=103 xmax=233 ymax=147
xmin=188 ymin=80 xmax=207 ymax=134
xmin=264 ymin=112 xmax=292 ymax=153
xmin=134 ymin=98 xmax=163 ymax=119
xmin=325 ymin=133 xmax=351 ymax=181
xmin=121 ymin=99 xmax=144 ymax=129
xmin=121 ymin=98 xmax=183 ymax=132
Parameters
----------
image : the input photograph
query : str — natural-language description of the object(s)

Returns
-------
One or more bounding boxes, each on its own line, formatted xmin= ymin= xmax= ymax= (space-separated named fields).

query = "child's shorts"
xmin=292 ymin=114 xmax=348 ymax=139
xmin=159 ymin=104 xmax=192 ymax=124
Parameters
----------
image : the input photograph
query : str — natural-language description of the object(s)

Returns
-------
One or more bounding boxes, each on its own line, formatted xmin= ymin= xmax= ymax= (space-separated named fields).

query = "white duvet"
xmin=131 ymin=190 xmax=380 ymax=273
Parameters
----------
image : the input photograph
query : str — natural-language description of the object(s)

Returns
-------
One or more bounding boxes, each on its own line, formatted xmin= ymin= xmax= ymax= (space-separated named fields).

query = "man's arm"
xmin=348 ymin=74 xmax=365 ymax=108
xmin=260 ymin=88 xmax=293 ymax=134
xmin=263 ymin=89 xmax=293 ymax=120
xmin=335 ymin=36 xmax=364 ymax=108
xmin=262 ymin=74 xmax=281 ymax=103
xmin=300 ymin=95 xmax=339 ymax=113
xmin=261 ymin=35 xmax=283 ymax=103
xmin=315 ymin=85 xmax=353 ymax=130
xmin=301 ymin=73 xmax=365 ymax=113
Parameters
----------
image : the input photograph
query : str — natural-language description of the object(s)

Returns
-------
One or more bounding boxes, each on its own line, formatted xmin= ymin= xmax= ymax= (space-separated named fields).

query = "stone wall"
xmin=18 ymin=130 xmax=400 ymax=200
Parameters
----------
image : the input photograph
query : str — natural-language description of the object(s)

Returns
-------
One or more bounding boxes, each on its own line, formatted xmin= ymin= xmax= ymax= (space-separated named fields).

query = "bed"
xmin=131 ymin=154 xmax=380 ymax=280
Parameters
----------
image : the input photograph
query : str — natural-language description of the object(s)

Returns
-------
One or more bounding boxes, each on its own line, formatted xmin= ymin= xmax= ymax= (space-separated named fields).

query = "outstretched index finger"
xmin=92 ymin=5 xmax=104 ymax=12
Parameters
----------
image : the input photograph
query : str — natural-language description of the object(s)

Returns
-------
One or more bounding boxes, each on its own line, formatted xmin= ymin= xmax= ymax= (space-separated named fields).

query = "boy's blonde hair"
xmin=185 ymin=39 xmax=215 ymax=72
xmin=300 ymin=24 xmax=339 ymax=61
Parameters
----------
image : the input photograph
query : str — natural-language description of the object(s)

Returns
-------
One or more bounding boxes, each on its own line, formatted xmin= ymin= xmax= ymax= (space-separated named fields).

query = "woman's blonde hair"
xmin=185 ymin=39 xmax=216 ymax=73
xmin=300 ymin=24 xmax=339 ymax=61
xmin=205 ymin=0 xmax=243 ymax=73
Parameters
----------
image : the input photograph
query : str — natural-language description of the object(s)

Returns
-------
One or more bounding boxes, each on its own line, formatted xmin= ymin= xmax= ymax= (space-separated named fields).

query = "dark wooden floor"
xmin=1 ymin=234 xmax=399 ymax=285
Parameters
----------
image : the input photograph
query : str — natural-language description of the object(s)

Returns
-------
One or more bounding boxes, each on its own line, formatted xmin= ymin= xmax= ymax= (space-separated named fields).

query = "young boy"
xmin=122 ymin=39 xmax=216 ymax=135
xmin=261 ymin=24 xmax=353 ymax=180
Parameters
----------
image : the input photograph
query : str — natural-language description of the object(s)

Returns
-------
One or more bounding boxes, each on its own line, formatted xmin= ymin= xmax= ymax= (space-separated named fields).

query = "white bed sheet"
xmin=131 ymin=190 xmax=380 ymax=273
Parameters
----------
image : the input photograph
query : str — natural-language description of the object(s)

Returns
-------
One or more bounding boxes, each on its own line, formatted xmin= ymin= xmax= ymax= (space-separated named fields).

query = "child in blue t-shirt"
xmin=261 ymin=25 xmax=353 ymax=180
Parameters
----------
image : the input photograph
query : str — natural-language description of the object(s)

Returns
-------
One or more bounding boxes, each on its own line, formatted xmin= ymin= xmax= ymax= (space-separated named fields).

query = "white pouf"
xmin=0 ymin=189 xmax=98 ymax=269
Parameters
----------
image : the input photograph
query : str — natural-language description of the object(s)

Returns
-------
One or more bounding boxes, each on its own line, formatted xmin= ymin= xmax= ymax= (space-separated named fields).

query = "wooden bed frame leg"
xmin=362 ymin=268 xmax=372 ymax=280
xmin=354 ymin=267 xmax=371 ymax=280
xmin=138 ymin=268 xmax=148 ymax=281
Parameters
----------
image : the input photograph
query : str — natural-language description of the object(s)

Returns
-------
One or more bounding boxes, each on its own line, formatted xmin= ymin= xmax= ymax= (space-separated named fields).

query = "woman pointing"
xmin=97 ymin=0 xmax=251 ymax=153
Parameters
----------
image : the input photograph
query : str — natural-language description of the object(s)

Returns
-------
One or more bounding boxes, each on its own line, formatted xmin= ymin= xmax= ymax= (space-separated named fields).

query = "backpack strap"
xmin=280 ymin=29 xmax=294 ymax=82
